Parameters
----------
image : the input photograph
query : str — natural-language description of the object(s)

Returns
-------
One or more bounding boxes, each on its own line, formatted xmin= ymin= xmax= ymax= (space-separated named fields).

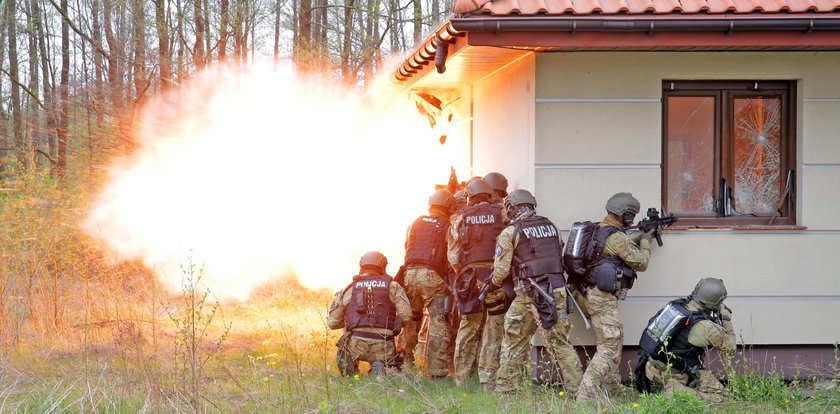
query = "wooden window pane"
xmin=732 ymin=97 xmax=782 ymax=215
xmin=666 ymin=96 xmax=716 ymax=215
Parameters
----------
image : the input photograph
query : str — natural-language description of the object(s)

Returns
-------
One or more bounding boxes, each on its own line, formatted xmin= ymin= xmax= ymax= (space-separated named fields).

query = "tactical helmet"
xmin=505 ymin=189 xmax=537 ymax=208
xmin=605 ymin=192 xmax=641 ymax=216
xmin=359 ymin=251 xmax=388 ymax=270
xmin=465 ymin=179 xmax=492 ymax=198
xmin=691 ymin=278 xmax=728 ymax=311
xmin=428 ymin=190 xmax=454 ymax=210
xmin=483 ymin=172 xmax=509 ymax=195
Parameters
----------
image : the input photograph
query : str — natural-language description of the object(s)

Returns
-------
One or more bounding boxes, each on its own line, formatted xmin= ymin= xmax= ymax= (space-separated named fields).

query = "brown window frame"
xmin=662 ymin=80 xmax=797 ymax=226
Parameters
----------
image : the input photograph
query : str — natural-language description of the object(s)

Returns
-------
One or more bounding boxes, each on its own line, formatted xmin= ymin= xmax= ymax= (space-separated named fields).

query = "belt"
xmin=351 ymin=331 xmax=394 ymax=341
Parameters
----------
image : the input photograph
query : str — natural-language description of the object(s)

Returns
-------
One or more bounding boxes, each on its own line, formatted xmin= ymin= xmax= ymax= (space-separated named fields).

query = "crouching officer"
xmin=634 ymin=278 xmax=735 ymax=403
xmin=396 ymin=190 xmax=455 ymax=379
xmin=328 ymin=251 xmax=412 ymax=376
xmin=488 ymin=189 xmax=583 ymax=394
xmin=576 ymin=192 xmax=653 ymax=401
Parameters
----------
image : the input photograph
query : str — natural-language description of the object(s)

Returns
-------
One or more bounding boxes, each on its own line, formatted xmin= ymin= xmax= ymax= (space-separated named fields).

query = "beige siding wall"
xmin=534 ymin=51 xmax=840 ymax=345
xmin=472 ymin=54 xmax=536 ymax=191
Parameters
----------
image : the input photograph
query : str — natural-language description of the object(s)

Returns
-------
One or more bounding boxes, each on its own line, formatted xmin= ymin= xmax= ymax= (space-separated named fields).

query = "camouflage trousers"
xmin=495 ymin=289 xmax=583 ymax=394
xmin=336 ymin=332 xmax=396 ymax=376
xmin=575 ymin=287 xmax=623 ymax=400
xmin=396 ymin=267 xmax=451 ymax=377
xmin=646 ymin=359 xmax=729 ymax=403
xmin=454 ymin=285 xmax=506 ymax=388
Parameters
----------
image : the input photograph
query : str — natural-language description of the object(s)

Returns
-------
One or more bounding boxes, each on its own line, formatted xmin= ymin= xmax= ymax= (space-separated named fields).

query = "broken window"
xmin=663 ymin=82 xmax=796 ymax=225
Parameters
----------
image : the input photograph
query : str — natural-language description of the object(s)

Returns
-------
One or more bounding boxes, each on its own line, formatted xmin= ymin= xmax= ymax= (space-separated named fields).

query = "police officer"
xmin=635 ymin=278 xmax=735 ymax=403
xmin=397 ymin=190 xmax=455 ymax=379
xmin=328 ymin=251 xmax=412 ymax=376
xmin=488 ymin=189 xmax=583 ymax=394
xmin=483 ymin=172 xmax=509 ymax=201
xmin=448 ymin=179 xmax=507 ymax=389
xmin=575 ymin=192 xmax=653 ymax=401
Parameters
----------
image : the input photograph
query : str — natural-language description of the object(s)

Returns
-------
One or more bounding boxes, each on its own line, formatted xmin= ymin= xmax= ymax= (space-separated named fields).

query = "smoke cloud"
xmin=85 ymin=62 xmax=463 ymax=299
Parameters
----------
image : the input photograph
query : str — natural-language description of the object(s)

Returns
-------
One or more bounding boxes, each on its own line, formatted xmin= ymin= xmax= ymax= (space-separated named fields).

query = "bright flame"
xmin=85 ymin=62 xmax=467 ymax=300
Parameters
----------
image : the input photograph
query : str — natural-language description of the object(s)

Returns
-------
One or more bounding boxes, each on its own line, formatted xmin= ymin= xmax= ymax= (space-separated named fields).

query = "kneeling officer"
xmin=329 ymin=251 xmax=412 ymax=376
xmin=634 ymin=277 xmax=735 ymax=403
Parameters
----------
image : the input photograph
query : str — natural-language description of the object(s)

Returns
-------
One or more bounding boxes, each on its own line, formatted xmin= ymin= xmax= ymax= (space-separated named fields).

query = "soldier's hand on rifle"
xmin=639 ymin=229 xmax=654 ymax=244
xmin=478 ymin=280 xmax=501 ymax=300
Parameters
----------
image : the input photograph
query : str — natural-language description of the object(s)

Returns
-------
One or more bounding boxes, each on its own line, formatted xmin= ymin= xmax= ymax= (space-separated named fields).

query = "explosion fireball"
xmin=85 ymin=62 xmax=466 ymax=300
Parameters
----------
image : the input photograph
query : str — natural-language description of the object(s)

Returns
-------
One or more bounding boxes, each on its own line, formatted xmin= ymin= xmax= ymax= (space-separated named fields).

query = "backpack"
xmin=563 ymin=221 xmax=615 ymax=285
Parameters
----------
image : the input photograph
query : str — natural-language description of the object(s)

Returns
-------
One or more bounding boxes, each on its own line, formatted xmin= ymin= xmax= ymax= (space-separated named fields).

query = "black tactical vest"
xmin=512 ymin=215 xmax=565 ymax=286
xmin=457 ymin=203 xmax=504 ymax=265
xmin=345 ymin=274 xmax=400 ymax=333
xmin=405 ymin=215 xmax=450 ymax=273
xmin=586 ymin=226 xmax=637 ymax=291
xmin=649 ymin=298 xmax=714 ymax=374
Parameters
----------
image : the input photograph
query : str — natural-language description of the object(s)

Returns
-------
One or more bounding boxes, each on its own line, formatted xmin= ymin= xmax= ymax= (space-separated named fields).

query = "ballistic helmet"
xmin=505 ymin=189 xmax=537 ymax=208
xmin=605 ymin=192 xmax=641 ymax=216
xmin=483 ymin=172 xmax=509 ymax=196
xmin=691 ymin=278 xmax=728 ymax=311
xmin=465 ymin=179 xmax=492 ymax=198
xmin=359 ymin=251 xmax=388 ymax=271
xmin=429 ymin=190 xmax=455 ymax=210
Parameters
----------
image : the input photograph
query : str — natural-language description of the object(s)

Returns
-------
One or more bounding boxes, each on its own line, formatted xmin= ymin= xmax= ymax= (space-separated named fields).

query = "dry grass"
xmin=0 ymin=172 xmax=837 ymax=413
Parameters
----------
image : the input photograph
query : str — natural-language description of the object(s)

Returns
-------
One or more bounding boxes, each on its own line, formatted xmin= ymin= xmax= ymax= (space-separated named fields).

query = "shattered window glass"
xmin=666 ymin=97 xmax=716 ymax=214
xmin=732 ymin=97 xmax=782 ymax=215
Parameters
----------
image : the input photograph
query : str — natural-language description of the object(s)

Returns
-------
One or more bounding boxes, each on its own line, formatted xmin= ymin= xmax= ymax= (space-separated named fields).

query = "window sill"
xmin=669 ymin=225 xmax=807 ymax=231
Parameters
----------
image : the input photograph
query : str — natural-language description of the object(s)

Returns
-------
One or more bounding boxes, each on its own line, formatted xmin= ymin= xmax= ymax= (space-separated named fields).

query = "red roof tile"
xmin=453 ymin=0 xmax=840 ymax=14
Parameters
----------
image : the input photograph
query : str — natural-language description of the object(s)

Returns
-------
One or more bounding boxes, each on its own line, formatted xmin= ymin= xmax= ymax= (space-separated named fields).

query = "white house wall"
xmin=531 ymin=51 xmax=840 ymax=345
xmin=472 ymin=54 xmax=536 ymax=191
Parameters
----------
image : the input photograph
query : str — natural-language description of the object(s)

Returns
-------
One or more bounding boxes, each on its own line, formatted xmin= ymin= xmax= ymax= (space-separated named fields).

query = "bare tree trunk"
xmin=0 ymin=7 xmax=8 ymax=172
xmin=432 ymin=0 xmax=439 ymax=24
xmin=6 ymin=0 xmax=25 ymax=170
xmin=340 ymin=0 xmax=355 ymax=80
xmin=412 ymin=0 xmax=421 ymax=44
xmin=103 ymin=0 xmax=130 ymax=152
xmin=26 ymin=0 xmax=40 ymax=168
xmin=153 ymin=0 xmax=171 ymax=88
xmin=132 ymin=0 xmax=147 ymax=102
xmin=219 ymin=0 xmax=228 ymax=60
xmin=57 ymin=0 xmax=69 ymax=177
xmin=273 ymin=0 xmax=280 ymax=58
xmin=176 ymin=0 xmax=185 ymax=77
xmin=34 ymin=0 xmax=57 ymax=162
xmin=203 ymin=0 xmax=210 ymax=60
xmin=297 ymin=0 xmax=311 ymax=64
xmin=193 ymin=0 xmax=205 ymax=69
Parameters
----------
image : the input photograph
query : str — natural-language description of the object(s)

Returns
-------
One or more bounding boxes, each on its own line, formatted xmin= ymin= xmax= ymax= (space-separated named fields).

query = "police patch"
xmin=495 ymin=245 xmax=502 ymax=257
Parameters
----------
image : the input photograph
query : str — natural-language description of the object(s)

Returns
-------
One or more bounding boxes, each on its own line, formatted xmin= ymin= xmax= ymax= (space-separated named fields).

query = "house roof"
xmin=394 ymin=0 xmax=840 ymax=84
xmin=453 ymin=0 xmax=840 ymax=15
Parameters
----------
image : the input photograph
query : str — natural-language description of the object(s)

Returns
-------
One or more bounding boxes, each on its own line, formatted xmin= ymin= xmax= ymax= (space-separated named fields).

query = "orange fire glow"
xmin=85 ymin=62 xmax=468 ymax=300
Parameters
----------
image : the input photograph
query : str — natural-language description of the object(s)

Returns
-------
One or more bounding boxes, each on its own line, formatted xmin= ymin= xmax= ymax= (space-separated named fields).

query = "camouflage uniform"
xmin=448 ymin=205 xmax=507 ymax=389
xmin=400 ymin=266 xmax=451 ymax=377
xmin=645 ymin=301 xmax=735 ymax=403
xmin=491 ymin=212 xmax=583 ymax=394
xmin=576 ymin=214 xmax=651 ymax=401
xmin=328 ymin=269 xmax=412 ymax=375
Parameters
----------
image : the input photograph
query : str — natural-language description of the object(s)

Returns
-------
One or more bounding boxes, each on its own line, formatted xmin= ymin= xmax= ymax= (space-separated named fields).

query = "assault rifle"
xmin=629 ymin=208 xmax=679 ymax=247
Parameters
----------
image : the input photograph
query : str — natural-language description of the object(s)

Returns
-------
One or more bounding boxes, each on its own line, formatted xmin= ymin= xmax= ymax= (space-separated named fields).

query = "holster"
xmin=453 ymin=266 xmax=492 ymax=315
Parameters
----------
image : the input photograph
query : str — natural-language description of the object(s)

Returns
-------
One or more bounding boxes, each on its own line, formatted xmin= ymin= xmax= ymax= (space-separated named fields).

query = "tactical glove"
xmin=639 ymin=229 xmax=654 ymax=243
